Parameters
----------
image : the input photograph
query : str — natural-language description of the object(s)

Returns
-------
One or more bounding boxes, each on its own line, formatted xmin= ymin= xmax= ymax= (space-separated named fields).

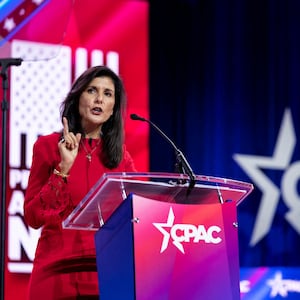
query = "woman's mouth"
xmin=91 ymin=107 xmax=103 ymax=115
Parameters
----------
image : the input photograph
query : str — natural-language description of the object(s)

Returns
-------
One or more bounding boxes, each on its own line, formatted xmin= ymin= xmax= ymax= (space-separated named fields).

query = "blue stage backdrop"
xmin=149 ymin=0 xmax=300 ymax=267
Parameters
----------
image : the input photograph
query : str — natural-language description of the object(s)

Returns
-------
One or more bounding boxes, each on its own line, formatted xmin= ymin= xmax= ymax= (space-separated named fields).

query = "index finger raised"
xmin=63 ymin=117 xmax=70 ymax=136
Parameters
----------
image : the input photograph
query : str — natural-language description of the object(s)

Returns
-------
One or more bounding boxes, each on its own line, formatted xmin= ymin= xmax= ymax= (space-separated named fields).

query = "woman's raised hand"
xmin=58 ymin=117 xmax=82 ymax=174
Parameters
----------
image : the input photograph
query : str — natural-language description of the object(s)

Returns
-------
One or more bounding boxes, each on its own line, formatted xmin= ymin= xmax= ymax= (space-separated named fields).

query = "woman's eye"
xmin=87 ymin=87 xmax=96 ymax=94
xmin=104 ymin=91 xmax=112 ymax=97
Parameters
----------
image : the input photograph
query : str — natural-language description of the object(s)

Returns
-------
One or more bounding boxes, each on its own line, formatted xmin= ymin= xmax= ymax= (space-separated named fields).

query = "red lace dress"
xmin=24 ymin=133 xmax=136 ymax=300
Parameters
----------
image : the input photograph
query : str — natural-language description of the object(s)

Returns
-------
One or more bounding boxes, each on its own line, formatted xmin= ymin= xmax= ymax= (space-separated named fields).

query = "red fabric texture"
xmin=24 ymin=132 xmax=136 ymax=299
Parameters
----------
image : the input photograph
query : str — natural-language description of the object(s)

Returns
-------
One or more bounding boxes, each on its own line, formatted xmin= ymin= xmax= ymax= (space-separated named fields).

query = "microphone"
xmin=0 ymin=58 xmax=23 ymax=68
xmin=0 ymin=58 xmax=23 ymax=79
xmin=130 ymin=113 xmax=196 ymax=195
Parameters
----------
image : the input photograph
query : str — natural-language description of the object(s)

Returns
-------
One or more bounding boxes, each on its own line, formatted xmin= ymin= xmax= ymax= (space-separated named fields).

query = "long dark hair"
xmin=60 ymin=65 xmax=127 ymax=169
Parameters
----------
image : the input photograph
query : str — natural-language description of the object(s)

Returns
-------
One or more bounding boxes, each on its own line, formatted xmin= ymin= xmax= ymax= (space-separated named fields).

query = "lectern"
xmin=63 ymin=172 xmax=253 ymax=300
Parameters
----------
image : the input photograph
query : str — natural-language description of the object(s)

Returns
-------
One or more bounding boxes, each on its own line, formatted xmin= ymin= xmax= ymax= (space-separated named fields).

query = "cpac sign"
xmin=153 ymin=207 xmax=222 ymax=254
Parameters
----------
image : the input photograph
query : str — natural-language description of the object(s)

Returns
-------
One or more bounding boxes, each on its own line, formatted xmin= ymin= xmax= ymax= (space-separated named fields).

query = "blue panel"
xmin=94 ymin=194 xmax=135 ymax=300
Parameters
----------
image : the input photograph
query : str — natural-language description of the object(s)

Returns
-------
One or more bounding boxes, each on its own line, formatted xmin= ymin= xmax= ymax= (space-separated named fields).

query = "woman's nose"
xmin=95 ymin=93 xmax=103 ymax=103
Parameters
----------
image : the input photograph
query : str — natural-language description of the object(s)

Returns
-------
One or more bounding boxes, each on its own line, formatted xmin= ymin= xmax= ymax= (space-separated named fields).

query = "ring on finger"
xmin=60 ymin=137 xmax=65 ymax=143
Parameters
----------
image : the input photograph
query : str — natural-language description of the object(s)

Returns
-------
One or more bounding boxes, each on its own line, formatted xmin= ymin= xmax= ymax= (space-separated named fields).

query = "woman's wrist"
xmin=58 ymin=162 xmax=71 ymax=175
xmin=53 ymin=162 xmax=72 ymax=183
xmin=53 ymin=168 xmax=69 ymax=178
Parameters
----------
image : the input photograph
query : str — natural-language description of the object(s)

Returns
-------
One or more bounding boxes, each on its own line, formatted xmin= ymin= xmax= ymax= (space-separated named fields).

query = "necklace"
xmin=81 ymin=139 xmax=100 ymax=162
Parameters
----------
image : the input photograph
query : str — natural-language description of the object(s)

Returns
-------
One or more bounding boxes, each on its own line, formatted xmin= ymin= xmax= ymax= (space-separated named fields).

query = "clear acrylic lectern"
xmin=63 ymin=172 xmax=253 ymax=300
xmin=63 ymin=172 xmax=253 ymax=230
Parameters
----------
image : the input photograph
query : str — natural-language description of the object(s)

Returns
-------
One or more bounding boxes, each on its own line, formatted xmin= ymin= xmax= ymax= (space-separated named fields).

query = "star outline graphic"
xmin=233 ymin=108 xmax=297 ymax=246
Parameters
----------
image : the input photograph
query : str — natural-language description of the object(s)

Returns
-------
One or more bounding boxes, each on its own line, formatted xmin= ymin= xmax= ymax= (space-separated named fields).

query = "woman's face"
xmin=79 ymin=76 xmax=115 ymax=135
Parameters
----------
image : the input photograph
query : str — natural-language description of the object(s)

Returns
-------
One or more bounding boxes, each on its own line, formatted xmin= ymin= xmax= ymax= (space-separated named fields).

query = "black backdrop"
xmin=149 ymin=0 xmax=300 ymax=267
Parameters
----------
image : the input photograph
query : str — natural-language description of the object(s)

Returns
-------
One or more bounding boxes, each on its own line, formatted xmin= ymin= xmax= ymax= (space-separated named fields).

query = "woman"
xmin=24 ymin=65 xmax=136 ymax=299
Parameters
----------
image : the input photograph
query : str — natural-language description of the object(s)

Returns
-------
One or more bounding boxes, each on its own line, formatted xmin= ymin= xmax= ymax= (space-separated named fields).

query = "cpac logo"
xmin=153 ymin=207 xmax=222 ymax=254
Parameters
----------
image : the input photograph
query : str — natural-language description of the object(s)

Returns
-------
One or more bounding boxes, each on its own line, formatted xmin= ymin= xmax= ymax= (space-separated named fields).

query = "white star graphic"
xmin=153 ymin=207 xmax=177 ymax=253
xmin=267 ymin=272 xmax=288 ymax=297
xmin=3 ymin=18 xmax=16 ymax=32
xmin=32 ymin=0 xmax=45 ymax=5
xmin=233 ymin=108 xmax=296 ymax=246
xmin=19 ymin=9 xmax=26 ymax=16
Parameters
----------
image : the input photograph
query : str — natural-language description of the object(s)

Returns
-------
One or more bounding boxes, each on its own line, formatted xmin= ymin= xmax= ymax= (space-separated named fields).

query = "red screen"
xmin=2 ymin=1 xmax=149 ymax=299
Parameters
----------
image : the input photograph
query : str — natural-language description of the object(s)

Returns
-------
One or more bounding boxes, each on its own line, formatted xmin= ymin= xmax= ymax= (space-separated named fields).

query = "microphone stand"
xmin=130 ymin=114 xmax=196 ymax=196
xmin=0 ymin=57 xmax=23 ymax=300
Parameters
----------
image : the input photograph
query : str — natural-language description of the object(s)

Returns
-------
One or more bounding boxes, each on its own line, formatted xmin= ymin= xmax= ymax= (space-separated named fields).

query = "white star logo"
xmin=3 ymin=18 xmax=16 ymax=32
xmin=267 ymin=272 xmax=288 ymax=297
xmin=153 ymin=207 xmax=185 ymax=253
xmin=153 ymin=207 xmax=175 ymax=253
xmin=19 ymin=9 xmax=26 ymax=16
xmin=233 ymin=108 xmax=299 ymax=246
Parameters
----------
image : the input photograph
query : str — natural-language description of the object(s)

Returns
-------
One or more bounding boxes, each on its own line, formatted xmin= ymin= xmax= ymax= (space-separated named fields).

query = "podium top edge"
xmin=101 ymin=172 xmax=254 ymax=190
